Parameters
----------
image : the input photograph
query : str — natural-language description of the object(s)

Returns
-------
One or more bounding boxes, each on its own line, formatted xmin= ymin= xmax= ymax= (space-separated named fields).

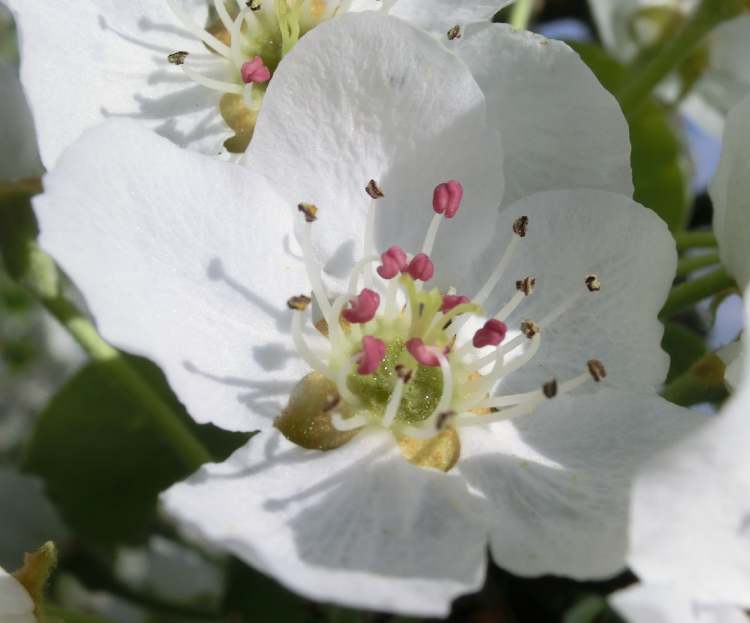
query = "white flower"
xmin=588 ymin=0 xmax=750 ymax=137
xmin=5 ymin=0 xmax=512 ymax=167
xmin=609 ymin=288 xmax=750 ymax=623
xmin=0 ymin=564 xmax=36 ymax=623
xmin=33 ymin=13 xmax=700 ymax=615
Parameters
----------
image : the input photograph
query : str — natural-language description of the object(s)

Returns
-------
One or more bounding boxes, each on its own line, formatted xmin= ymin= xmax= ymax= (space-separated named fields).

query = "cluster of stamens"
xmin=286 ymin=179 xmax=607 ymax=443
xmin=166 ymin=0 xmax=315 ymax=114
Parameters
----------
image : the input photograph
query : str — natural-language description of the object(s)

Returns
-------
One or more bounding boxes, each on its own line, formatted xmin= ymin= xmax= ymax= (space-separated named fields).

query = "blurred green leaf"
xmin=562 ymin=594 xmax=606 ymax=623
xmin=24 ymin=355 xmax=251 ymax=545
xmin=661 ymin=322 xmax=707 ymax=383
xmin=569 ymin=42 xmax=688 ymax=231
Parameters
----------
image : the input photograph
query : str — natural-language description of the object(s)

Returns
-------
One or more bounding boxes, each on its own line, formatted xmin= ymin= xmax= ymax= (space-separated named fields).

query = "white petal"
xmin=0 ymin=566 xmax=34 ymax=617
xmin=6 ymin=0 xmax=231 ymax=166
xmin=457 ymin=391 xmax=704 ymax=578
xmin=474 ymin=188 xmax=675 ymax=395
xmin=611 ymin=584 xmax=749 ymax=623
xmin=388 ymin=0 xmax=513 ymax=37
xmin=718 ymin=338 xmax=744 ymax=392
xmin=710 ymin=93 xmax=750 ymax=290
xmin=451 ymin=23 xmax=633 ymax=207
xmin=247 ymin=13 xmax=504 ymax=288
xmin=629 ymin=380 xmax=750 ymax=605
xmin=35 ymin=120 xmax=309 ymax=431
xmin=162 ymin=429 xmax=489 ymax=616
xmin=0 ymin=61 xmax=42 ymax=180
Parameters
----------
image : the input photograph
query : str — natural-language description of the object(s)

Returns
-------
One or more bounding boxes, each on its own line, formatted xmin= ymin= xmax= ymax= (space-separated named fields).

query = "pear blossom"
xmin=588 ymin=0 xmax=750 ymax=137
xmin=32 ymin=13 xmax=705 ymax=614
xmin=5 ymin=0 xmax=514 ymax=166
xmin=0 ymin=564 xmax=36 ymax=623
xmin=609 ymin=288 xmax=750 ymax=623
xmin=709 ymin=93 xmax=750 ymax=386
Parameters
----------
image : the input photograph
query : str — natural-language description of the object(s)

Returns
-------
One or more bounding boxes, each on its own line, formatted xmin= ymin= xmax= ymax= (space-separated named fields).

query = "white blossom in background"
xmin=588 ymin=0 xmax=750 ymax=137
xmin=5 ymin=0 xmax=512 ymax=166
xmin=0 ymin=564 xmax=36 ymax=623
xmin=610 ymin=288 xmax=750 ymax=623
xmin=32 ymin=12 xmax=701 ymax=616
xmin=709 ymin=93 xmax=750 ymax=387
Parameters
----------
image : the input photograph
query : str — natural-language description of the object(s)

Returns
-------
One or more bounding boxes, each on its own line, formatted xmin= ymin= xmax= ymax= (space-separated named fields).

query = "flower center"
xmin=166 ymin=0 xmax=338 ymax=152
xmin=280 ymin=179 xmax=607 ymax=468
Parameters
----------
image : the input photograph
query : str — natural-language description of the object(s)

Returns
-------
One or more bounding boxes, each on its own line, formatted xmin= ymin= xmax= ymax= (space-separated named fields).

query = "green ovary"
xmin=346 ymin=339 xmax=444 ymax=425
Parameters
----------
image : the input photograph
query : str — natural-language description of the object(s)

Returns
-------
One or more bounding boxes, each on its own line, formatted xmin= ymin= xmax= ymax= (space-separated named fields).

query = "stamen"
xmin=441 ymin=294 xmax=470 ymax=313
xmin=214 ymin=0 xmax=235 ymax=32
xmin=406 ymin=253 xmax=434 ymax=282
xmin=377 ymin=246 xmax=408 ymax=279
xmin=241 ymin=56 xmax=272 ymax=84
xmin=513 ymin=215 xmax=529 ymax=237
xmin=381 ymin=377 xmax=406 ymax=428
xmin=405 ymin=338 xmax=440 ymax=367
xmin=383 ymin=278 xmax=401 ymax=323
xmin=347 ymin=255 xmax=380 ymax=294
xmin=331 ymin=412 xmax=369 ymax=432
xmin=166 ymin=0 xmax=233 ymax=59
xmin=520 ymin=320 xmax=540 ymax=338
xmin=299 ymin=210 xmax=332 ymax=320
xmin=342 ymin=289 xmax=380 ymax=324
xmin=181 ymin=66 xmax=244 ymax=94
xmin=242 ymin=83 xmax=261 ymax=112
xmin=286 ymin=294 xmax=312 ymax=311
xmin=168 ymin=51 xmax=189 ymax=65
xmin=297 ymin=202 xmax=318 ymax=222
xmin=472 ymin=319 xmax=508 ymax=348
xmin=365 ymin=179 xmax=384 ymax=199
xmin=432 ymin=180 xmax=463 ymax=219
xmin=291 ymin=307 xmax=332 ymax=377
xmin=516 ymin=276 xmax=536 ymax=296
xmin=587 ymin=359 xmax=607 ymax=382
xmin=357 ymin=336 xmax=386 ymax=375
xmin=447 ymin=24 xmax=462 ymax=40
xmin=229 ymin=10 xmax=247 ymax=68
xmin=421 ymin=214 xmax=443 ymax=256
xmin=471 ymin=235 xmax=519 ymax=306
xmin=246 ymin=0 xmax=262 ymax=10
xmin=585 ymin=274 xmax=601 ymax=292
xmin=542 ymin=379 xmax=558 ymax=398
xmin=335 ymin=356 xmax=362 ymax=405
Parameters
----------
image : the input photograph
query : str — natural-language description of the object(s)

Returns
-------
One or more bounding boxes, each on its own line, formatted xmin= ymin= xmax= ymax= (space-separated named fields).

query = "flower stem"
xmin=617 ymin=0 xmax=745 ymax=115
xmin=673 ymin=230 xmax=717 ymax=251
xmin=660 ymin=266 xmax=736 ymax=318
xmin=675 ymin=251 xmax=720 ymax=278
xmin=510 ymin=0 xmax=534 ymax=30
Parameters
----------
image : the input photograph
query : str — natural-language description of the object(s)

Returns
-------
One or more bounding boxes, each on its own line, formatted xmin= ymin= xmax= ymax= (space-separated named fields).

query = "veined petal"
xmin=0 ymin=61 xmax=42 ymax=180
xmin=458 ymin=391 xmax=704 ymax=579
xmin=388 ymin=0 xmax=514 ymax=37
xmin=629 ymin=312 xmax=750 ymax=606
xmin=710 ymin=93 xmax=750 ymax=290
xmin=246 ymin=13 xmax=504 ymax=289
xmin=162 ymin=429 xmax=489 ymax=616
xmin=610 ymin=584 xmax=749 ymax=623
xmin=34 ymin=120 xmax=309 ymax=431
xmin=473 ymin=188 xmax=675 ymax=395
xmin=6 ymin=0 xmax=231 ymax=166
xmin=451 ymin=23 xmax=633 ymax=207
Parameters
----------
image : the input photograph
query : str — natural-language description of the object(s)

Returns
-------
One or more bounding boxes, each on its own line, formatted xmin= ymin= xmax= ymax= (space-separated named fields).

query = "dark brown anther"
xmin=365 ymin=179 xmax=384 ymax=199
xmin=168 ymin=51 xmax=189 ymax=65
xmin=515 ymin=276 xmax=536 ymax=296
xmin=520 ymin=320 xmax=540 ymax=339
xmin=513 ymin=215 xmax=529 ymax=237
xmin=587 ymin=359 xmax=607 ymax=382
xmin=322 ymin=393 xmax=341 ymax=412
xmin=246 ymin=0 xmax=262 ymax=10
xmin=585 ymin=274 xmax=601 ymax=292
xmin=395 ymin=365 xmax=413 ymax=384
xmin=436 ymin=410 xmax=456 ymax=430
xmin=542 ymin=379 xmax=558 ymax=399
xmin=297 ymin=202 xmax=318 ymax=223
xmin=447 ymin=25 xmax=462 ymax=40
xmin=287 ymin=294 xmax=312 ymax=311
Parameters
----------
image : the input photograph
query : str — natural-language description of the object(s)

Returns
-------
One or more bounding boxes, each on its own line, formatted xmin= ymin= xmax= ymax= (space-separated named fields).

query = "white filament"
xmin=421 ymin=213 xmax=442 ymax=256
xmin=381 ymin=378 xmax=405 ymax=428
xmin=302 ymin=222 xmax=333 ymax=319
xmin=331 ymin=412 xmax=369 ymax=432
xmin=181 ymin=66 xmax=244 ymax=94
xmin=291 ymin=310 xmax=331 ymax=377
xmin=166 ymin=0 xmax=233 ymax=58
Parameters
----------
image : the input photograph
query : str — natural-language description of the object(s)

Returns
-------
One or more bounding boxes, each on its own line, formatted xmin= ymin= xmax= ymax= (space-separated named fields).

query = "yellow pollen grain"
xmin=398 ymin=427 xmax=461 ymax=472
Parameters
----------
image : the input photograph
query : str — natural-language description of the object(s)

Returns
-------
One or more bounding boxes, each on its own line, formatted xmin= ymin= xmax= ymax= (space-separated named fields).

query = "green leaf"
xmin=23 ymin=355 xmax=251 ymax=545
xmin=661 ymin=322 xmax=707 ymax=383
xmin=569 ymin=42 xmax=689 ymax=231
xmin=562 ymin=594 xmax=606 ymax=623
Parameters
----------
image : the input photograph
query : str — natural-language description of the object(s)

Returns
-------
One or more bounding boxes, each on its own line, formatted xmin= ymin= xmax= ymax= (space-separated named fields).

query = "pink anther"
xmin=432 ymin=180 xmax=464 ymax=219
xmin=377 ymin=246 xmax=408 ymax=279
xmin=241 ymin=56 xmax=271 ymax=84
xmin=406 ymin=338 xmax=441 ymax=368
xmin=406 ymin=253 xmax=434 ymax=282
xmin=342 ymin=288 xmax=380 ymax=324
xmin=357 ymin=336 xmax=386 ymax=375
xmin=472 ymin=319 xmax=508 ymax=348
xmin=440 ymin=294 xmax=470 ymax=313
